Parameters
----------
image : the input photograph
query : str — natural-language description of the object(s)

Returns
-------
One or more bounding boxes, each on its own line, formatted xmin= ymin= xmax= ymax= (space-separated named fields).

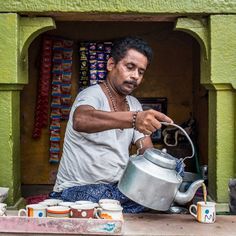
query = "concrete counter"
xmin=124 ymin=213 xmax=236 ymax=236
xmin=1 ymin=211 xmax=235 ymax=235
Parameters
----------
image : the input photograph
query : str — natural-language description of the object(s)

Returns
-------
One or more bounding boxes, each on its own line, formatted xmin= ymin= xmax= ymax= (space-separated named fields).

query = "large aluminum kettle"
xmin=118 ymin=122 xmax=204 ymax=211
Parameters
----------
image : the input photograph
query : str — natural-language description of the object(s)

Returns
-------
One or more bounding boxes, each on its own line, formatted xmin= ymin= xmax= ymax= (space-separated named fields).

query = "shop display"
xmin=32 ymin=36 xmax=73 ymax=163
xmin=33 ymin=39 xmax=112 ymax=163
xmin=32 ymin=37 xmax=53 ymax=138
xmin=78 ymin=41 xmax=112 ymax=91
xmin=49 ymin=38 xmax=73 ymax=163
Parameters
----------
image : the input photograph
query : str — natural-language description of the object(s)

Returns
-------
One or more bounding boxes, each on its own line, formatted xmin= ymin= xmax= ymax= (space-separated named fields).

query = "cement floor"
xmin=1 ymin=211 xmax=236 ymax=235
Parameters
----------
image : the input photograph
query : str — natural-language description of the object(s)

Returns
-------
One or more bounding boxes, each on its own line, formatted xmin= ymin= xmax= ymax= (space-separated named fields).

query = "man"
xmin=51 ymin=37 xmax=173 ymax=213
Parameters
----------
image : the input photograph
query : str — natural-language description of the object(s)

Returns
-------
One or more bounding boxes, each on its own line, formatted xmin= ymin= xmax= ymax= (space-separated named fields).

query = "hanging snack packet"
xmin=50 ymin=130 xmax=60 ymax=142
xmin=61 ymin=84 xmax=71 ymax=94
xmin=51 ymin=96 xmax=61 ymax=108
xmin=50 ymin=118 xmax=61 ymax=130
xmin=52 ymin=84 xmax=61 ymax=96
xmin=62 ymin=72 xmax=72 ymax=84
xmin=61 ymin=94 xmax=71 ymax=106
xmin=51 ymin=108 xmax=61 ymax=119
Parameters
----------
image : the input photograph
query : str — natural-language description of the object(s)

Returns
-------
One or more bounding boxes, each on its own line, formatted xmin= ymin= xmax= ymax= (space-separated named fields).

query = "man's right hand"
xmin=135 ymin=109 xmax=173 ymax=135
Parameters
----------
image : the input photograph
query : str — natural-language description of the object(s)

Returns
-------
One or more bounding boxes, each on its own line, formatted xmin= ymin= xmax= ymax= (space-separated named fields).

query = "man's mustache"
xmin=125 ymin=80 xmax=138 ymax=87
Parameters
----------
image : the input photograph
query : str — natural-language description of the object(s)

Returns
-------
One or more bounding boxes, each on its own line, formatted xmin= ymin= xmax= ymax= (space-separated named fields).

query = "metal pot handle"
xmin=160 ymin=122 xmax=195 ymax=163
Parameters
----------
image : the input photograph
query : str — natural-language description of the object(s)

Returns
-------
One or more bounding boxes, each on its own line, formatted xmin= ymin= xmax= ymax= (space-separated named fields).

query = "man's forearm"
xmin=73 ymin=106 xmax=134 ymax=133
xmin=73 ymin=105 xmax=173 ymax=135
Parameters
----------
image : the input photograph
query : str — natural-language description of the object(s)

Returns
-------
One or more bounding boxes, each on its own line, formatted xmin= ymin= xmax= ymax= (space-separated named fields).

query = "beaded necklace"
xmin=103 ymin=81 xmax=129 ymax=112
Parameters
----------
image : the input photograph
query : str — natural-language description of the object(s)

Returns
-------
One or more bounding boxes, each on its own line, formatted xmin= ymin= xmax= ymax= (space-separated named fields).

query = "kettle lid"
xmin=143 ymin=148 xmax=177 ymax=170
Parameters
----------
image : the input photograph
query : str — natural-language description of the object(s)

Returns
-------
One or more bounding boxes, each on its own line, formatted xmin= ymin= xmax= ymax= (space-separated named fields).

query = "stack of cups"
xmin=18 ymin=199 xmax=72 ymax=218
xmin=17 ymin=198 xmax=123 ymax=220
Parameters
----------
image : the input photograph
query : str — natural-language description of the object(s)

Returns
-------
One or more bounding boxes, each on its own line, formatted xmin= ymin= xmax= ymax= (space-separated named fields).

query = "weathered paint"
xmin=0 ymin=13 xmax=55 ymax=205
xmin=210 ymin=15 xmax=236 ymax=89
xmin=208 ymin=15 xmax=236 ymax=202
xmin=175 ymin=17 xmax=211 ymax=88
xmin=0 ymin=216 xmax=123 ymax=235
xmin=0 ymin=0 xmax=236 ymax=13
xmin=208 ymin=85 xmax=235 ymax=202
xmin=0 ymin=14 xmax=55 ymax=85
xmin=175 ymin=18 xmax=209 ymax=60
xmin=208 ymin=88 xmax=217 ymax=199
xmin=19 ymin=17 xmax=56 ymax=84
xmin=0 ymin=89 xmax=21 ymax=204
xmin=0 ymin=14 xmax=18 ymax=84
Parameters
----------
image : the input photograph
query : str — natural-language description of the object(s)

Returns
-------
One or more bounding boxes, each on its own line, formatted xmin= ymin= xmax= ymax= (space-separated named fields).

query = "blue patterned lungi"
xmin=49 ymin=183 xmax=146 ymax=213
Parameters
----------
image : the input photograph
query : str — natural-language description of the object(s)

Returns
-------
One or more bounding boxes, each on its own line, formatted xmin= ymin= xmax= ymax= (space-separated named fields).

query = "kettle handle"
xmin=160 ymin=122 xmax=195 ymax=163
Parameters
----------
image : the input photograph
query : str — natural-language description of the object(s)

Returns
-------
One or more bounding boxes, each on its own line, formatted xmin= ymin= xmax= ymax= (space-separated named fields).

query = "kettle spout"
xmin=174 ymin=179 xmax=204 ymax=205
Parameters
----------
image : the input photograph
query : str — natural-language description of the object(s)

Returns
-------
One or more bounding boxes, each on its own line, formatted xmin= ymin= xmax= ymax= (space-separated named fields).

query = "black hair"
xmin=110 ymin=36 xmax=153 ymax=65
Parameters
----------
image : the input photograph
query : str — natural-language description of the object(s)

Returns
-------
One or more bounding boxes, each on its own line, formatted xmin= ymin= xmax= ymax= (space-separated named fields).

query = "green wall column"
xmin=209 ymin=15 xmax=236 ymax=202
xmin=0 ymin=86 xmax=23 ymax=205
xmin=0 ymin=13 xmax=55 ymax=206
xmin=176 ymin=16 xmax=236 ymax=203
xmin=207 ymin=85 xmax=235 ymax=202
xmin=0 ymin=13 xmax=22 ymax=205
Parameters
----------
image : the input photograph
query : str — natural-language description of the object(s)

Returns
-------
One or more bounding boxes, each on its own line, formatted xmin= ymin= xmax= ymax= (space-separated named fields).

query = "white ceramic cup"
xmin=189 ymin=201 xmax=216 ymax=223
xmin=59 ymin=201 xmax=76 ymax=207
xmin=0 ymin=203 xmax=7 ymax=216
xmin=95 ymin=203 xmax=123 ymax=220
xmin=75 ymin=200 xmax=95 ymax=205
xmin=70 ymin=204 xmax=96 ymax=218
xmin=41 ymin=199 xmax=63 ymax=206
xmin=99 ymin=199 xmax=121 ymax=207
xmin=47 ymin=206 xmax=70 ymax=218
xmin=37 ymin=201 xmax=50 ymax=207
xmin=76 ymin=201 xmax=99 ymax=207
xmin=18 ymin=204 xmax=47 ymax=217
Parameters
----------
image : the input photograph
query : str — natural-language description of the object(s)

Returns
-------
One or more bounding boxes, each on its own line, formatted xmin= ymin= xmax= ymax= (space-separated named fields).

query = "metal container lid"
xmin=143 ymin=148 xmax=177 ymax=170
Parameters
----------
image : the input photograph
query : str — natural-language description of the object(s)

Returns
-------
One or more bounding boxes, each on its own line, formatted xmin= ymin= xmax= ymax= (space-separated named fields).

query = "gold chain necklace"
xmin=103 ymin=81 xmax=129 ymax=112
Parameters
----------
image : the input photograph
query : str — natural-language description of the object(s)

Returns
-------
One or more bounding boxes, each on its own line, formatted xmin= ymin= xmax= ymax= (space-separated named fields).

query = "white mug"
xmin=189 ymin=201 xmax=216 ymax=223
xmin=75 ymin=200 xmax=95 ymax=205
xmin=59 ymin=201 xmax=76 ymax=207
xmin=99 ymin=199 xmax=121 ymax=207
xmin=47 ymin=206 xmax=70 ymax=218
xmin=95 ymin=203 xmax=123 ymax=220
xmin=42 ymin=199 xmax=62 ymax=206
xmin=70 ymin=204 xmax=96 ymax=218
xmin=18 ymin=204 xmax=47 ymax=217
xmin=75 ymin=200 xmax=99 ymax=207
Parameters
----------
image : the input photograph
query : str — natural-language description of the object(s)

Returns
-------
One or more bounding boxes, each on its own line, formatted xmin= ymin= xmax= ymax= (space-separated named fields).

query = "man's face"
xmin=107 ymin=49 xmax=148 ymax=96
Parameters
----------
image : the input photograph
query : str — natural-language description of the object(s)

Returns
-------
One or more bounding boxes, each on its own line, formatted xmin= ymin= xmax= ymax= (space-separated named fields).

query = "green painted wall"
xmin=0 ymin=14 xmax=22 ymax=205
xmin=0 ymin=13 xmax=55 ymax=205
xmin=208 ymin=86 xmax=235 ymax=201
xmin=208 ymin=15 xmax=236 ymax=201
xmin=0 ymin=0 xmax=236 ymax=13
xmin=0 ymin=89 xmax=21 ymax=204
xmin=0 ymin=14 xmax=18 ymax=84
xmin=176 ymin=16 xmax=236 ymax=202
xmin=210 ymin=15 xmax=236 ymax=88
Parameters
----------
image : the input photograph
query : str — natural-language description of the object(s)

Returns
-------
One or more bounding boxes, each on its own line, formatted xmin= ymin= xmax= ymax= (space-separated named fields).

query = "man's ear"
xmin=107 ymin=57 xmax=115 ymax=71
